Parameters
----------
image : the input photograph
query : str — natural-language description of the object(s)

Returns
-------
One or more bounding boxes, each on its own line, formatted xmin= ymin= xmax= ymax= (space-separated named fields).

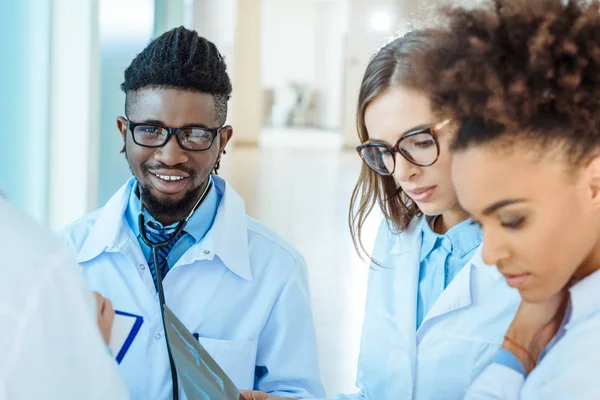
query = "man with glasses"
xmin=61 ymin=27 xmax=324 ymax=400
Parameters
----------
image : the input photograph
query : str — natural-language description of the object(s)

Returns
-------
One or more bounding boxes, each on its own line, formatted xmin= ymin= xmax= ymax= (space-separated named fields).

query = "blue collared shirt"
xmin=494 ymin=349 xmax=527 ymax=376
xmin=417 ymin=217 xmax=482 ymax=329
xmin=125 ymin=176 xmax=221 ymax=273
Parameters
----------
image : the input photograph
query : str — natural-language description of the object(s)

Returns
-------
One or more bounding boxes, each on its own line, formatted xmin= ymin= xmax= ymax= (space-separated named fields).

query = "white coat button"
xmin=140 ymin=264 xmax=146 ymax=270
xmin=203 ymin=250 xmax=210 ymax=255
xmin=155 ymin=333 xmax=162 ymax=340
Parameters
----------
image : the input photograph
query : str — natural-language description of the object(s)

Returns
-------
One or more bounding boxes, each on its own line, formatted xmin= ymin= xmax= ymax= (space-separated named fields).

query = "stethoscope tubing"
xmin=137 ymin=177 xmax=214 ymax=400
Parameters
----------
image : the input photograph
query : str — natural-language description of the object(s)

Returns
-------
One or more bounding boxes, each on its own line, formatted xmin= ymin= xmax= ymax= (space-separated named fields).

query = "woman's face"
xmin=364 ymin=87 xmax=458 ymax=216
xmin=452 ymin=143 xmax=600 ymax=302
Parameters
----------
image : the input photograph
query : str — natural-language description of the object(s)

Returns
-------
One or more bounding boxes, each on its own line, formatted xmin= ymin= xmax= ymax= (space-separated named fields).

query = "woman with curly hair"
xmin=417 ymin=0 xmax=600 ymax=398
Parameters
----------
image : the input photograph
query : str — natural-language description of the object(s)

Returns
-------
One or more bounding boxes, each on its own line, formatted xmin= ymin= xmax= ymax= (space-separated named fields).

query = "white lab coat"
xmin=333 ymin=218 xmax=520 ymax=400
xmin=60 ymin=177 xmax=324 ymax=400
xmin=466 ymin=268 xmax=600 ymax=399
xmin=0 ymin=198 xmax=129 ymax=399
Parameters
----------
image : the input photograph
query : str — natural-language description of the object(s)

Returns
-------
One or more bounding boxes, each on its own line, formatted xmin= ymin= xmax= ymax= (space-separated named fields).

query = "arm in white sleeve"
xmin=0 ymin=246 xmax=129 ymax=400
xmin=323 ymin=390 xmax=366 ymax=399
xmin=465 ymin=363 xmax=524 ymax=400
xmin=254 ymin=260 xmax=326 ymax=398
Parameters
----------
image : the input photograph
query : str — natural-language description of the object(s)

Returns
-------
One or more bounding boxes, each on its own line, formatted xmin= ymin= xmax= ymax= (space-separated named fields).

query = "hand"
xmin=93 ymin=291 xmax=115 ymax=345
xmin=503 ymin=291 xmax=569 ymax=373
xmin=239 ymin=390 xmax=294 ymax=400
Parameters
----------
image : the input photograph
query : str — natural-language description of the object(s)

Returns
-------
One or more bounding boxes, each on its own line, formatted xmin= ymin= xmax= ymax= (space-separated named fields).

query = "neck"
xmin=150 ymin=211 xmax=185 ymax=227
xmin=574 ymin=239 xmax=600 ymax=281
xmin=434 ymin=203 xmax=470 ymax=235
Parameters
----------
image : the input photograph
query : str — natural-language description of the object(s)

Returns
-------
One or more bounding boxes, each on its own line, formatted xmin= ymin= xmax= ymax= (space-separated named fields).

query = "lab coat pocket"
xmin=196 ymin=336 xmax=258 ymax=390
xmin=416 ymin=336 xmax=500 ymax=400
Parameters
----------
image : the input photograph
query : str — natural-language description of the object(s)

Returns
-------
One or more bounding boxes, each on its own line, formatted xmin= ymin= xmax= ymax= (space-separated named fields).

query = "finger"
xmin=103 ymin=298 xmax=114 ymax=315
xmin=239 ymin=391 xmax=254 ymax=400
xmin=93 ymin=291 xmax=103 ymax=315
xmin=104 ymin=298 xmax=115 ymax=325
xmin=239 ymin=391 xmax=269 ymax=400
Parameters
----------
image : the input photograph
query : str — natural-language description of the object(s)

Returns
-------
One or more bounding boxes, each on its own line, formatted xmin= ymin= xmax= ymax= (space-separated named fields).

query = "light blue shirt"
xmin=417 ymin=217 xmax=482 ymax=328
xmin=61 ymin=176 xmax=325 ymax=400
xmin=331 ymin=218 xmax=520 ymax=400
xmin=467 ymin=269 xmax=600 ymax=399
xmin=493 ymin=349 xmax=526 ymax=376
xmin=125 ymin=176 xmax=221 ymax=273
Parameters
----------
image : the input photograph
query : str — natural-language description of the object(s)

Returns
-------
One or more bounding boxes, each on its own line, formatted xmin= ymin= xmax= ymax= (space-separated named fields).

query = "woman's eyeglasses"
xmin=356 ymin=119 xmax=451 ymax=176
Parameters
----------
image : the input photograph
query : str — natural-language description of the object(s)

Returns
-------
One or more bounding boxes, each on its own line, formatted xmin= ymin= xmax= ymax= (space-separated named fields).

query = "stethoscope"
xmin=138 ymin=177 xmax=213 ymax=400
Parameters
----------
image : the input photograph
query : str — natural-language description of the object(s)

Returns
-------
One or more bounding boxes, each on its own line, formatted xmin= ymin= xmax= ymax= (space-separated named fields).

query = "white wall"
xmin=261 ymin=0 xmax=346 ymax=130
xmin=155 ymin=0 xmax=185 ymax=35
xmin=192 ymin=0 xmax=237 ymax=129
xmin=261 ymin=0 xmax=317 ymax=90
xmin=341 ymin=0 xmax=417 ymax=148
xmin=48 ymin=0 xmax=101 ymax=228
xmin=233 ymin=0 xmax=263 ymax=145
xmin=193 ymin=0 xmax=236 ymax=64
xmin=0 ymin=0 xmax=51 ymax=221
xmin=95 ymin=0 xmax=154 ymax=209
xmin=313 ymin=1 xmax=348 ymax=130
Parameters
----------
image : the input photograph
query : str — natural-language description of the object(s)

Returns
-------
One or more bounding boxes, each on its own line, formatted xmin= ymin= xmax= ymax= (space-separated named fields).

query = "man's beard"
xmin=140 ymin=182 xmax=203 ymax=222
xmin=124 ymin=144 xmax=206 ymax=222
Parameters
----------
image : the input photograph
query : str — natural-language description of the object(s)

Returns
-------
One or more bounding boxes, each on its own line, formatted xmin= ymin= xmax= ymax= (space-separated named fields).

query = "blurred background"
xmin=1 ymin=0 xmax=442 ymax=395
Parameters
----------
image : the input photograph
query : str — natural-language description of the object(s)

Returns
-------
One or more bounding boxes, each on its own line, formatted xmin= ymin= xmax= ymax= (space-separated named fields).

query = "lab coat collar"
xmin=175 ymin=176 xmax=252 ymax=281
xmin=567 ymin=268 xmax=600 ymax=328
xmin=76 ymin=176 xmax=253 ymax=281
xmin=389 ymin=218 xmax=422 ymax=256
xmin=390 ymin=217 xmax=502 ymax=278
xmin=419 ymin=216 xmax=482 ymax=263
xmin=386 ymin=217 xmax=503 ymax=328
xmin=420 ymin=244 xmax=504 ymax=325
xmin=77 ymin=178 xmax=135 ymax=264
xmin=419 ymin=217 xmax=439 ymax=261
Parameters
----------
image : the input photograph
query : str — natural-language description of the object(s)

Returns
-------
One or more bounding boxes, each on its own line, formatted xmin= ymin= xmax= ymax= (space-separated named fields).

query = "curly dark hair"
xmin=417 ymin=0 xmax=600 ymax=163
xmin=349 ymin=30 xmax=441 ymax=261
xmin=122 ymin=26 xmax=232 ymax=126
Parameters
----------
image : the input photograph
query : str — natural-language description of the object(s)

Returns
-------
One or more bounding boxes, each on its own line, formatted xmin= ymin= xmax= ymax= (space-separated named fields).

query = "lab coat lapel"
xmin=419 ymin=263 xmax=473 ymax=330
xmin=417 ymin=247 xmax=490 ymax=334
xmin=77 ymin=178 xmax=136 ymax=263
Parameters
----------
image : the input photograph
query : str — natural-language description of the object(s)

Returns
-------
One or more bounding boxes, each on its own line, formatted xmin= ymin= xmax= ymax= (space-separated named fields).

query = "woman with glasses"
xmin=339 ymin=30 xmax=519 ymax=400
xmin=242 ymin=31 xmax=519 ymax=400
xmin=415 ymin=0 xmax=600 ymax=398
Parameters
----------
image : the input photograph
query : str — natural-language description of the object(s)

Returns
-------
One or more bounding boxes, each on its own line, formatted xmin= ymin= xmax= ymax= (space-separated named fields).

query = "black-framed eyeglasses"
xmin=356 ymin=119 xmax=451 ymax=176
xmin=127 ymin=119 xmax=223 ymax=151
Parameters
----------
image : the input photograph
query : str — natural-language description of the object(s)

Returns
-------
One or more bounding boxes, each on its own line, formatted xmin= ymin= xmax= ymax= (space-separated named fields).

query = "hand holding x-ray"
xmin=239 ymin=390 xmax=295 ymax=400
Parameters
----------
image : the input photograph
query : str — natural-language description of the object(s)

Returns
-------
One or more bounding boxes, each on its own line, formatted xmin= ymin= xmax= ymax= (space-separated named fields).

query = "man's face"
xmin=117 ymin=87 xmax=232 ymax=223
